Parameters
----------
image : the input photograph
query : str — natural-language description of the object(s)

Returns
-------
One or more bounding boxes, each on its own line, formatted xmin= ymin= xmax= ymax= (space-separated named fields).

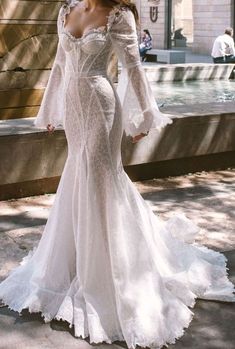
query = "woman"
xmin=0 ymin=0 xmax=234 ymax=348
xmin=139 ymin=29 xmax=152 ymax=62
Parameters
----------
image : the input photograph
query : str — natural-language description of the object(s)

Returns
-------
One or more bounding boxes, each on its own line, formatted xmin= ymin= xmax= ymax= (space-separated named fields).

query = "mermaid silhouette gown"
xmin=0 ymin=2 xmax=234 ymax=348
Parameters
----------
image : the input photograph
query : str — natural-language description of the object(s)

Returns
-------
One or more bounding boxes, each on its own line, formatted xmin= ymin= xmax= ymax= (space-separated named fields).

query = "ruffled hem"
xmin=0 ymin=167 xmax=234 ymax=349
xmin=0 ymin=228 xmax=234 ymax=349
xmin=0 ymin=282 xmax=193 ymax=349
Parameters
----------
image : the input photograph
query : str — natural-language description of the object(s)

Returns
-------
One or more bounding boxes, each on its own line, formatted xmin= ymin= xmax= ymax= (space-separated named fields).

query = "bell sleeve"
xmin=34 ymin=6 xmax=66 ymax=129
xmin=109 ymin=8 xmax=173 ymax=137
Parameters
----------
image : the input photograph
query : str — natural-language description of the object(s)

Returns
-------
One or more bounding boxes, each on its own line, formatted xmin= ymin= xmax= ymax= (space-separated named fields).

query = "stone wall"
xmin=137 ymin=0 xmax=165 ymax=49
xmin=0 ymin=0 xmax=119 ymax=120
xmin=0 ymin=0 xmax=62 ymax=120
xmin=138 ymin=0 xmax=234 ymax=55
xmin=0 ymin=0 xmax=166 ymax=122
xmin=193 ymin=0 xmax=234 ymax=54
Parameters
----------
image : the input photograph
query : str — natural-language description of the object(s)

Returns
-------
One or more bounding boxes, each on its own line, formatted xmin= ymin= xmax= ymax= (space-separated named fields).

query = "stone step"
xmin=0 ymin=101 xmax=235 ymax=200
xmin=143 ymin=63 xmax=234 ymax=82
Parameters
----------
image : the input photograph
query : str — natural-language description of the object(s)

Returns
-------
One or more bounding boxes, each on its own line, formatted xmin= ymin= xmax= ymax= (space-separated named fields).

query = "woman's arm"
xmin=34 ymin=5 xmax=66 ymax=130
xmin=109 ymin=8 xmax=172 ymax=138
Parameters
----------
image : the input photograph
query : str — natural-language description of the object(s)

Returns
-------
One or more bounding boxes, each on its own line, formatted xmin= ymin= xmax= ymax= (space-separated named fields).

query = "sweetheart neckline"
xmin=62 ymin=25 xmax=108 ymax=42
xmin=61 ymin=2 xmax=122 ymax=42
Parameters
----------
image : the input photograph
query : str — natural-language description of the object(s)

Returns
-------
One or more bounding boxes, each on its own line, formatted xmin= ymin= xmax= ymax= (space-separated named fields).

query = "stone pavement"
xmin=0 ymin=169 xmax=234 ymax=349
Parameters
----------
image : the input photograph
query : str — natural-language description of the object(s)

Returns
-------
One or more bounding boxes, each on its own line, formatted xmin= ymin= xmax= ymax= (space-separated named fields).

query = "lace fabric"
xmin=1 ymin=4 xmax=234 ymax=349
xmin=34 ymin=2 xmax=172 ymax=136
xmin=109 ymin=8 xmax=172 ymax=136
xmin=60 ymin=0 xmax=117 ymax=41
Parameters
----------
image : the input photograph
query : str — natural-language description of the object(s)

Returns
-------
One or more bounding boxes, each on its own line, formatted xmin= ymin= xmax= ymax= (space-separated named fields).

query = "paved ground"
xmin=0 ymin=169 xmax=234 ymax=349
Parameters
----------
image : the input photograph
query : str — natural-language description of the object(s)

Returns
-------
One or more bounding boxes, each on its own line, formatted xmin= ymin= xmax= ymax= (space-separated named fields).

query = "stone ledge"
xmin=0 ymin=101 xmax=235 ymax=199
xmin=143 ymin=63 xmax=234 ymax=82
xmin=122 ymin=102 xmax=235 ymax=165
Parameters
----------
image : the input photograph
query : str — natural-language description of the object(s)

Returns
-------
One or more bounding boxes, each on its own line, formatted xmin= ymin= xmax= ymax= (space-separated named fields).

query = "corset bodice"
xmin=34 ymin=0 xmax=173 ymax=137
xmin=60 ymin=29 xmax=113 ymax=78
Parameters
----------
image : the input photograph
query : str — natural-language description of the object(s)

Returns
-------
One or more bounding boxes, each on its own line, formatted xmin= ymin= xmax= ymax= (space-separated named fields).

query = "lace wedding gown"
xmin=0 ymin=2 xmax=234 ymax=348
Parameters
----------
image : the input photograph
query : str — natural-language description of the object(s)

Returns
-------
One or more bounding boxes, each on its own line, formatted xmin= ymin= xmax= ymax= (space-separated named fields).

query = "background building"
xmin=136 ymin=0 xmax=235 ymax=55
xmin=0 ymin=0 xmax=234 ymax=121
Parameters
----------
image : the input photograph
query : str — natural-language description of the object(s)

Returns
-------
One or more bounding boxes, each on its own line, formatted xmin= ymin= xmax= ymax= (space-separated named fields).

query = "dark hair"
xmin=106 ymin=0 xmax=139 ymax=23
xmin=143 ymin=29 xmax=152 ymax=40
xmin=225 ymin=27 xmax=233 ymax=36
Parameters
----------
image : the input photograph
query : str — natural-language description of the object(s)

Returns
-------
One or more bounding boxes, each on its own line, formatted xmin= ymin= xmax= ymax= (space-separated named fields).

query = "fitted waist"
xmin=66 ymin=68 xmax=108 ymax=79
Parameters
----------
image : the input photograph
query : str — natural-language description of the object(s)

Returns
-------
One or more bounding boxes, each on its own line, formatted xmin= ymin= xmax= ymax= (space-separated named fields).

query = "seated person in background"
xmin=139 ymin=29 xmax=152 ymax=62
xmin=211 ymin=28 xmax=235 ymax=63
xmin=174 ymin=28 xmax=185 ymax=40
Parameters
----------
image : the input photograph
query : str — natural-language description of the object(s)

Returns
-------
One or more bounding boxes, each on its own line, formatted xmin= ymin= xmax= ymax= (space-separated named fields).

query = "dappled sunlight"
xmin=0 ymin=1 xmax=68 ymax=201
xmin=0 ymin=234 xmax=25 ymax=282
xmin=0 ymin=226 xmax=44 ymax=281
xmin=6 ymin=226 xmax=43 ymax=248
xmin=0 ymin=169 xmax=234 ymax=284
xmin=0 ymin=1 xmax=60 ymax=120
xmin=137 ymin=169 xmax=235 ymax=252
xmin=0 ymin=193 xmax=55 ymax=215
xmin=0 ymin=1 xmax=234 ymax=349
xmin=196 ymin=231 xmax=235 ymax=252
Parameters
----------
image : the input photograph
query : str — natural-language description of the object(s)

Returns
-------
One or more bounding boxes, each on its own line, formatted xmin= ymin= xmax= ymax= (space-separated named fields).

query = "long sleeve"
xmin=109 ymin=8 xmax=172 ymax=137
xmin=34 ymin=6 xmax=66 ymax=129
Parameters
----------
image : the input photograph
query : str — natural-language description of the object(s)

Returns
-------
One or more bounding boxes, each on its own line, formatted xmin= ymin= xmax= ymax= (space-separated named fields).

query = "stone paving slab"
xmin=0 ymin=169 xmax=234 ymax=348
xmin=0 ymin=305 xmax=125 ymax=349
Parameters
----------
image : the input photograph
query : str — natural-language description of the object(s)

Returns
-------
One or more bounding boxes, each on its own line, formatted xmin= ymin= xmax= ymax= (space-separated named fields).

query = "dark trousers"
xmin=139 ymin=47 xmax=151 ymax=61
xmin=213 ymin=55 xmax=235 ymax=64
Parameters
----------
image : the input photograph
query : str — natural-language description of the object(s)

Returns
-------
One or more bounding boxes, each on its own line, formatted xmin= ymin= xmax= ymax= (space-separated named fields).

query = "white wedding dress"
xmin=0 ymin=2 xmax=234 ymax=348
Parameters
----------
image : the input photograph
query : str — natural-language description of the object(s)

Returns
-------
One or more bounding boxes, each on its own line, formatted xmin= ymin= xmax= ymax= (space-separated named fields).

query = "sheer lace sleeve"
xmin=34 ymin=5 xmax=66 ymax=128
xmin=109 ymin=8 xmax=173 ymax=137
